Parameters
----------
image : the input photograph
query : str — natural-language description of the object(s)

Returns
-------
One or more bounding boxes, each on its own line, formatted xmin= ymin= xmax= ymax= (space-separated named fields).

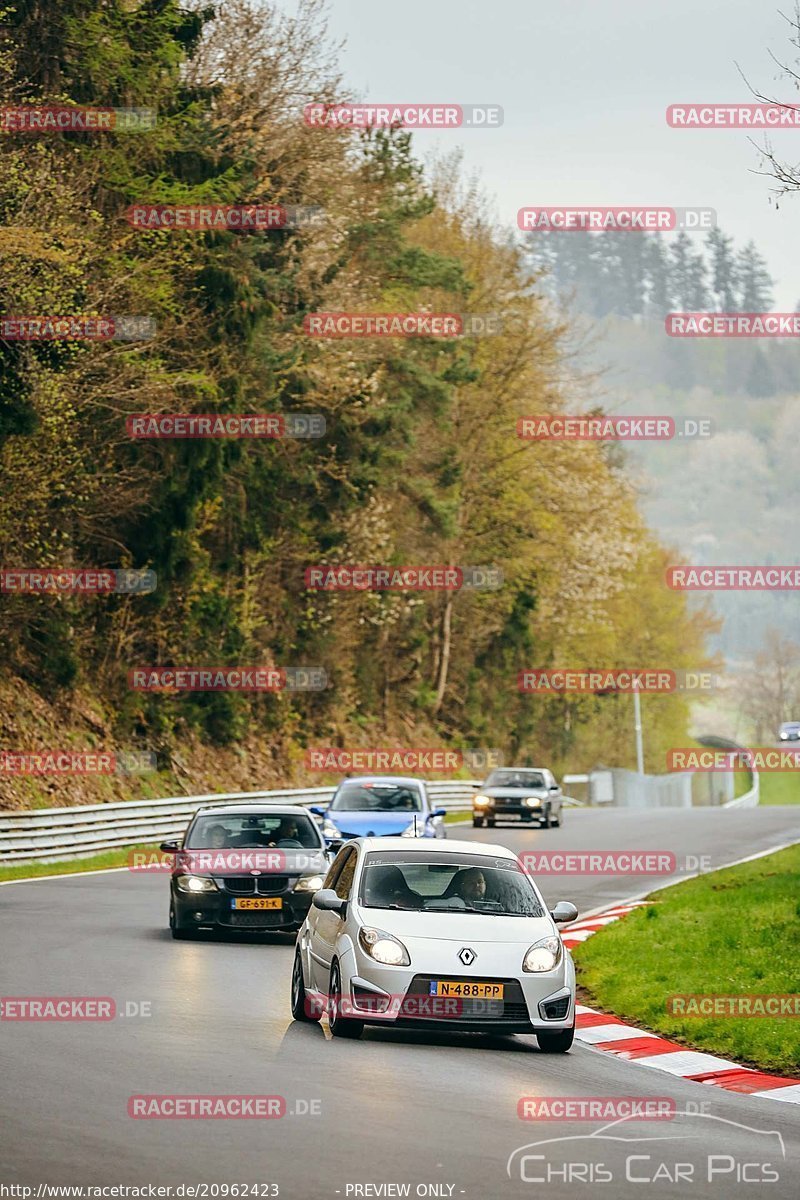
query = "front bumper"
xmin=339 ymin=944 xmax=575 ymax=1033
xmin=172 ymin=877 xmax=314 ymax=931
xmin=474 ymin=800 xmax=544 ymax=820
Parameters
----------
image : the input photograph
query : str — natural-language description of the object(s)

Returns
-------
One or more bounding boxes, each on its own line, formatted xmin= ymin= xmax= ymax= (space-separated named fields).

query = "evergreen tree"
xmin=706 ymin=228 xmax=739 ymax=310
xmin=737 ymin=241 xmax=774 ymax=310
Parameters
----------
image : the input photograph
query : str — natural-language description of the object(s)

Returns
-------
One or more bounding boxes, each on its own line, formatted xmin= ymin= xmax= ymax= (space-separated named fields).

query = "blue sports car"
xmin=310 ymin=775 xmax=447 ymax=848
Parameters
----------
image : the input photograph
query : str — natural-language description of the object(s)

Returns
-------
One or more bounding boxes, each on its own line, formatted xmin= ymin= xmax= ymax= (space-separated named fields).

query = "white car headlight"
xmin=359 ymin=926 xmax=411 ymax=966
xmin=322 ymin=819 xmax=341 ymax=837
xmin=294 ymin=874 xmax=324 ymax=893
xmin=526 ymin=797 xmax=542 ymax=807
xmin=176 ymin=874 xmax=217 ymax=894
xmin=473 ymin=794 xmax=490 ymax=807
xmin=523 ymin=936 xmax=563 ymax=972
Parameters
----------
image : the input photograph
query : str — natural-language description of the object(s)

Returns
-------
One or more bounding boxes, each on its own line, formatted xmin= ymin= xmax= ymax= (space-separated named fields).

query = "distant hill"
xmin=525 ymin=230 xmax=800 ymax=663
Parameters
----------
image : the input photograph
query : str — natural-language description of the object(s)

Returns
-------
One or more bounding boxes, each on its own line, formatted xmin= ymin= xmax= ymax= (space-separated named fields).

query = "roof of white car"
xmin=356 ymin=836 xmax=518 ymax=860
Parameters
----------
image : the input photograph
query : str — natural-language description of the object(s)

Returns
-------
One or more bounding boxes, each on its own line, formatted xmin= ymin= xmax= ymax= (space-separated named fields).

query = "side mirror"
xmin=549 ymin=784 xmax=560 ymax=793
xmin=309 ymin=806 xmax=326 ymax=816
xmin=160 ymin=840 xmax=180 ymax=854
xmin=471 ymin=782 xmax=483 ymax=789
xmin=432 ymin=808 xmax=447 ymax=819
xmin=550 ymin=901 xmax=578 ymax=924
xmin=312 ymin=889 xmax=346 ymax=914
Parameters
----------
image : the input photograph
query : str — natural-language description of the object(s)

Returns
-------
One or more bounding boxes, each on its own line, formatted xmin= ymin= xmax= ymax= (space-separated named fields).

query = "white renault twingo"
xmin=291 ymin=837 xmax=577 ymax=1049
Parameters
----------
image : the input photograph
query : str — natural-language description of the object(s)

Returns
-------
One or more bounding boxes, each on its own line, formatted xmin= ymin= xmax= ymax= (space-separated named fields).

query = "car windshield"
xmin=185 ymin=813 xmax=322 ymax=849
xmin=358 ymin=851 xmax=545 ymax=917
xmin=485 ymin=769 xmax=546 ymax=788
xmin=330 ymin=782 xmax=423 ymax=812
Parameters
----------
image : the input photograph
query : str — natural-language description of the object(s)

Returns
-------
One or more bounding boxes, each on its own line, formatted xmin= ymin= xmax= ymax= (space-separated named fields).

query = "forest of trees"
xmin=527 ymin=227 xmax=776 ymax=322
xmin=0 ymin=0 xmax=717 ymax=804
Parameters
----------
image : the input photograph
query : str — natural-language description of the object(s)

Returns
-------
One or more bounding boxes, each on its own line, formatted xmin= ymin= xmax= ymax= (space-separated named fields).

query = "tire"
xmin=472 ymin=816 xmax=484 ymax=828
xmin=291 ymin=948 xmax=321 ymax=1022
xmin=328 ymin=960 xmax=363 ymax=1039
xmin=539 ymin=805 xmax=551 ymax=828
xmin=537 ymin=1024 xmax=575 ymax=1053
xmin=170 ymin=903 xmax=194 ymax=940
xmin=486 ymin=817 xmax=496 ymax=828
xmin=551 ymin=806 xmax=562 ymax=828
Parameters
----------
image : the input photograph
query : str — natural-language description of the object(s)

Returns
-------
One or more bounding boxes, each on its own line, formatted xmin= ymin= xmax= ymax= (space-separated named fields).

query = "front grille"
xmin=402 ymin=975 xmax=531 ymax=1024
xmin=215 ymin=875 xmax=291 ymax=896
xmin=540 ymin=995 xmax=570 ymax=1020
xmin=224 ymin=909 xmax=287 ymax=927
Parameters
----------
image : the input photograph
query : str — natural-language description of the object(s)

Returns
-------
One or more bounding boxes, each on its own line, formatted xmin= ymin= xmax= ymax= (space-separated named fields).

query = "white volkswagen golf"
xmin=290 ymin=837 xmax=578 ymax=1050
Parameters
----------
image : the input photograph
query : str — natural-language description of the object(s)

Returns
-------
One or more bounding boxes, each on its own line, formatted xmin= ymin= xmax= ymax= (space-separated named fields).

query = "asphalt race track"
xmin=2 ymin=807 xmax=800 ymax=1199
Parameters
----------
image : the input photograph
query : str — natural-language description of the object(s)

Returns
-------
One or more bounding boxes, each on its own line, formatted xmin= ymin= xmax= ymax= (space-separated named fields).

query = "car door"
xmin=546 ymin=770 xmax=562 ymax=817
xmin=422 ymin=783 xmax=445 ymax=837
xmin=308 ymin=846 xmax=357 ymax=989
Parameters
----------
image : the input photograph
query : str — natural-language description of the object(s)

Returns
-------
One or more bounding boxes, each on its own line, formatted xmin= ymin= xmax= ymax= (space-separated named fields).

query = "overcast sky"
xmin=279 ymin=0 xmax=800 ymax=306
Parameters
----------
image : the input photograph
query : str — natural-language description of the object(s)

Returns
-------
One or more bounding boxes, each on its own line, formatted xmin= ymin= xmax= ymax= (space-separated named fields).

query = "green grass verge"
xmin=444 ymin=811 xmax=472 ymax=824
xmin=573 ymin=843 xmax=800 ymax=1074
xmin=0 ymin=843 xmax=161 ymax=884
xmin=758 ymin=771 xmax=800 ymax=805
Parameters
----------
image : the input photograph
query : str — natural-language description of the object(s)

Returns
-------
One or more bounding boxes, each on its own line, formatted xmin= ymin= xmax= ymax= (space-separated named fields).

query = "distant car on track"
xmin=471 ymin=767 xmax=563 ymax=829
xmin=778 ymin=721 xmax=800 ymax=742
xmin=310 ymin=775 xmax=447 ymax=848
xmin=161 ymin=803 xmax=330 ymax=939
xmin=290 ymin=837 xmax=577 ymax=1048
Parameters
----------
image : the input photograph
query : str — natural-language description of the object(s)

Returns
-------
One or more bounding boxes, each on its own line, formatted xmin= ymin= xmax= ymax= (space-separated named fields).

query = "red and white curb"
xmin=562 ymin=903 xmax=800 ymax=1105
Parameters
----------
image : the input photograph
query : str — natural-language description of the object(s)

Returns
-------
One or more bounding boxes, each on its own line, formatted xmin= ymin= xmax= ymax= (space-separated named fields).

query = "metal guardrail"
xmin=722 ymin=771 xmax=760 ymax=808
xmin=695 ymin=735 xmax=760 ymax=809
xmin=0 ymin=782 xmax=481 ymax=864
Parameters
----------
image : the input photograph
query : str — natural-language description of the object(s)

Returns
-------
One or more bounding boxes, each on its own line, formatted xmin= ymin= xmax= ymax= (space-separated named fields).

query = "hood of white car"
xmin=355 ymin=906 xmax=558 ymax=945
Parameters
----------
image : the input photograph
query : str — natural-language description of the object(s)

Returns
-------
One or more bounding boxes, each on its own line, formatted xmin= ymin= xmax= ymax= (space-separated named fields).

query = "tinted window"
xmin=330 ymin=782 xmax=423 ymax=812
xmin=334 ymin=850 xmax=357 ymax=899
xmin=186 ymin=812 xmax=322 ymax=849
xmin=322 ymin=846 xmax=352 ymax=890
xmin=485 ymin=770 xmax=546 ymax=788
xmin=359 ymin=853 xmax=544 ymax=917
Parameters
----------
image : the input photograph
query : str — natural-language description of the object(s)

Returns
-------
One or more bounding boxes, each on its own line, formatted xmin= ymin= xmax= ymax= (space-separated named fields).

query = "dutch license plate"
xmin=429 ymin=980 xmax=504 ymax=999
xmin=232 ymin=897 xmax=282 ymax=910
